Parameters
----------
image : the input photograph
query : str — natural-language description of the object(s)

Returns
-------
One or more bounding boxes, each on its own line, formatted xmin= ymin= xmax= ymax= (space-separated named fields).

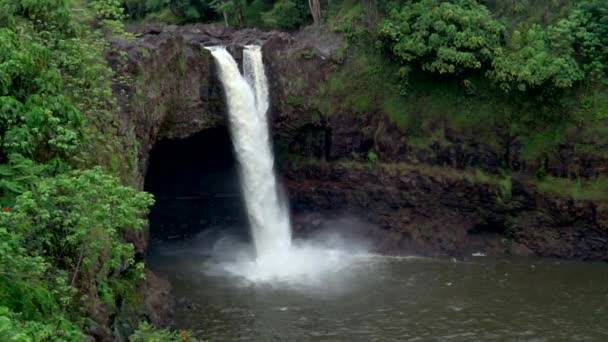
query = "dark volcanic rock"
xmin=143 ymin=270 xmax=174 ymax=327
xmin=285 ymin=162 xmax=608 ymax=261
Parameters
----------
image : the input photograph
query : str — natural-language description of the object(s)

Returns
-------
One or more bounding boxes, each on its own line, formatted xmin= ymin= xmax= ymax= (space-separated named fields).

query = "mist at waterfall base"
xmin=198 ymin=220 xmax=371 ymax=288
xmin=204 ymin=45 xmax=369 ymax=286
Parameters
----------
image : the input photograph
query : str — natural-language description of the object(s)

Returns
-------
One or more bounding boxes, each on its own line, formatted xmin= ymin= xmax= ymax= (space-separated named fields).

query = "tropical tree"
xmin=308 ymin=0 xmax=321 ymax=25
xmin=210 ymin=0 xmax=245 ymax=26
xmin=380 ymin=0 xmax=503 ymax=83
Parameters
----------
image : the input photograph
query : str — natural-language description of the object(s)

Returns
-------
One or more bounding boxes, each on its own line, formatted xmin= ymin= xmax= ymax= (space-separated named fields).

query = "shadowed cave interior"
xmin=144 ymin=126 xmax=248 ymax=242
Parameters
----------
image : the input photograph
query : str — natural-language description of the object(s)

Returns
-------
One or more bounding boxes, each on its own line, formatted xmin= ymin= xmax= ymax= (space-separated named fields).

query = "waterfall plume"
xmin=206 ymin=46 xmax=291 ymax=258
xmin=205 ymin=45 xmax=366 ymax=284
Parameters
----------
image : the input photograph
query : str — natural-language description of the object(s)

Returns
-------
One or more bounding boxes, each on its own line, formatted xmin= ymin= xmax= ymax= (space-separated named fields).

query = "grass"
xmin=536 ymin=176 xmax=608 ymax=201
xmin=291 ymin=158 xmax=504 ymax=187
xmin=290 ymin=157 xmax=608 ymax=202
xmin=286 ymin=96 xmax=306 ymax=107
xmin=497 ymin=176 xmax=513 ymax=204
xmin=315 ymin=47 xmax=509 ymax=149
xmin=315 ymin=52 xmax=389 ymax=115
xmin=315 ymin=42 xmax=608 ymax=167
xmin=299 ymin=49 xmax=317 ymax=60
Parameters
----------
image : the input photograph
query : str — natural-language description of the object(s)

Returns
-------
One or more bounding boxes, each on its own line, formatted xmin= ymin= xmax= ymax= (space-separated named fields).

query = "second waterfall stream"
xmin=206 ymin=45 xmax=364 ymax=283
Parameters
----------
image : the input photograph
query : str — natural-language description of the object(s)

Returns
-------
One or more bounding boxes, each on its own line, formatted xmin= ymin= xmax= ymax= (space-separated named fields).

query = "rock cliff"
xmin=110 ymin=24 xmax=608 ymax=261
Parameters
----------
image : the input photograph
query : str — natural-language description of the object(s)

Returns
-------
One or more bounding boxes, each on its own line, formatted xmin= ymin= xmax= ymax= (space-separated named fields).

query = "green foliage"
xmin=497 ymin=176 xmax=512 ymax=204
xmin=330 ymin=2 xmax=369 ymax=43
xmin=380 ymin=0 xmax=503 ymax=79
xmin=0 ymin=27 xmax=83 ymax=163
xmin=536 ymin=176 xmax=608 ymax=201
xmin=90 ymin=0 xmax=134 ymax=37
xmin=381 ymin=94 xmax=416 ymax=129
xmin=0 ymin=168 xmax=153 ymax=336
xmin=91 ymin=0 xmax=126 ymax=21
xmin=173 ymin=0 xmax=210 ymax=22
xmin=261 ymin=0 xmax=305 ymax=30
xmin=0 ymin=0 xmax=132 ymax=174
xmin=482 ymin=0 xmax=574 ymax=27
xmin=286 ymin=96 xmax=305 ymax=107
xmin=0 ymin=306 xmax=82 ymax=342
xmin=0 ymin=168 xmax=153 ymax=338
xmin=367 ymin=149 xmax=378 ymax=165
xmin=123 ymin=0 xmax=217 ymax=24
xmin=130 ymin=321 xmax=200 ymax=342
xmin=299 ymin=49 xmax=317 ymax=59
xmin=124 ymin=0 xmax=174 ymax=22
xmin=488 ymin=24 xmax=583 ymax=91
xmin=0 ymin=0 xmax=73 ymax=32
xmin=0 ymin=207 xmax=82 ymax=341
xmin=379 ymin=0 xmax=607 ymax=94
xmin=0 ymin=0 xmax=156 ymax=339
xmin=210 ymin=0 xmax=248 ymax=26
xmin=125 ymin=0 xmax=309 ymax=29
xmin=321 ymin=0 xmax=608 ymax=176
xmin=483 ymin=0 xmax=608 ymax=91
xmin=570 ymin=0 xmax=608 ymax=81
xmin=0 ymin=155 xmax=47 ymax=207
xmin=0 ymin=216 xmax=66 ymax=321
xmin=140 ymin=7 xmax=181 ymax=23
xmin=13 ymin=168 xmax=153 ymax=291
xmin=520 ymin=125 xmax=566 ymax=161
xmin=317 ymin=51 xmax=400 ymax=116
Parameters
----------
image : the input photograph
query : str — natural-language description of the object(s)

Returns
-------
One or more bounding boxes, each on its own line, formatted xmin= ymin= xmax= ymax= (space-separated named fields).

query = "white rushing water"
xmin=206 ymin=46 xmax=291 ymax=256
xmin=243 ymin=46 xmax=270 ymax=118
xmin=206 ymin=46 xmax=366 ymax=284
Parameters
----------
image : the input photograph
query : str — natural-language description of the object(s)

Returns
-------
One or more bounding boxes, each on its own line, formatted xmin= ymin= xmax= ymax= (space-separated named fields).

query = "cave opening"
xmin=144 ymin=126 xmax=248 ymax=242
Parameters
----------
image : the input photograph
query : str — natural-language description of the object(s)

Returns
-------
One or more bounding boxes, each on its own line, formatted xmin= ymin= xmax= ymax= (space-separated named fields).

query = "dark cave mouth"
xmin=144 ymin=126 xmax=249 ymax=242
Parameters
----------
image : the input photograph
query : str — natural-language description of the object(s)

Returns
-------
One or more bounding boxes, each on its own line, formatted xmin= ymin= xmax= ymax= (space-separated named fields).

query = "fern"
xmin=0 ymin=155 xmax=47 ymax=207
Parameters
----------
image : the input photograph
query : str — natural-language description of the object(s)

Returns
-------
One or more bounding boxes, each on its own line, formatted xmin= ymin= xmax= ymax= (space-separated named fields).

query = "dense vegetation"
xmin=315 ymin=0 xmax=608 ymax=186
xmin=0 ymin=0 xmax=196 ymax=340
xmin=1 ymin=0 xmax=606 ymax=340
xmin=121 ymin=0 xmax=311 ymax=28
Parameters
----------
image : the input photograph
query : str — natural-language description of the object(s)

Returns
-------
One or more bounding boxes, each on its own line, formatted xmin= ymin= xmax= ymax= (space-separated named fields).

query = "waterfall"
xmin=206 ymin=46 xmax=291 ymax=258
xmin=243 ymin=46 xmax=269 ymax=118
xmin=205 ymin=45 xmax=364 ymax=283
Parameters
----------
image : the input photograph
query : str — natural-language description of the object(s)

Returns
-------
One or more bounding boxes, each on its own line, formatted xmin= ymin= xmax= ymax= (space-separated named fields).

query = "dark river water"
xmin=147 ymin=235 xmax=608 ymax=342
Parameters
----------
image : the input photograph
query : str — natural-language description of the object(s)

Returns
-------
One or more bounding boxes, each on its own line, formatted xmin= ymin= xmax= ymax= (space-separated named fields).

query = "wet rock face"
xmin=112 ymin=24 xmax=607 ymax=261
xmin=143 ymin=270 xmax=174 ymax=328
xmin=285 ymin=163 xmax=608 ymax=261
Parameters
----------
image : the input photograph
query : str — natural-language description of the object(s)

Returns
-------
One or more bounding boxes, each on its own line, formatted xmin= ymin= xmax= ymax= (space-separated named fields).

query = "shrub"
xmin=0 ymin=155 xmax=47 ymax=207
xmin=0 ymin=28 xmax=84 ymax=163
xmin=497 ymin=176 xmax=512 ymax=204
xmin=380 ymin=0 xmax=503 ymax=79
xmin=0 ymin=306 xmax=82 ymax=342
xmin=488 ymin=24 xmax=584 ymax=91
xmin=0 ymin=207 xmax=82 ymax=340
xmin=261 ymin=0 xmax=305 ymax=30
xmin=130 ymin=321 xmax=199 ymax=342
xmin=571 ymin=0 xmax=608 ymax=81
xmin=0 ymin=1 xmax=156 ymax=339
xmin=0 ymin=168 xmax=153 ymax=338
xmin=12 ymin=168 xmax=153 ymax=308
